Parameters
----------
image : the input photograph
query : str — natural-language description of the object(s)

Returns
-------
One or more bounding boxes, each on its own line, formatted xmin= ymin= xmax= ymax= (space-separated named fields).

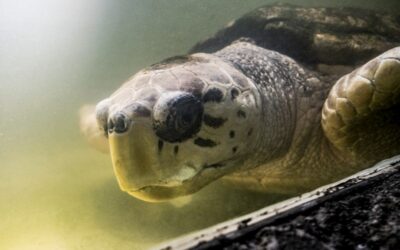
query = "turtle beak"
xmin=108 ymin=123 xmax=205 ymax=202
xmin=108 ymin=123 xmax=160 ymax=193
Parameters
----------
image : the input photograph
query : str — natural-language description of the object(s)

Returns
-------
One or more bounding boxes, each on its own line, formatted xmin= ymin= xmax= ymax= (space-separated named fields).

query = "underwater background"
xmin=1 ymin=0 xmax=400 ymax=249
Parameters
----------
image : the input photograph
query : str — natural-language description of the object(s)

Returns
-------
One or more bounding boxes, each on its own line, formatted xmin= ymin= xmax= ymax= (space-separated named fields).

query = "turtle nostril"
xmin=108 ymin=113 xmax=130 ymax=134
xmin=115 ymin=113 xmax=129 ymax=133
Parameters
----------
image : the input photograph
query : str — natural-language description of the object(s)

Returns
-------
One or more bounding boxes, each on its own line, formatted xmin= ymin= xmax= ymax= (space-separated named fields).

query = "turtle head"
xmin=97 ymin=54 xmax=262 ymax=202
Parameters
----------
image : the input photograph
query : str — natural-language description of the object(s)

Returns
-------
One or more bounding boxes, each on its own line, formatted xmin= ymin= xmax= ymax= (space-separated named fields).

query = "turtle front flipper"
xmin=79 ymin=105 xmax=109 ymax=153
xmin=322 ymin=47 xmax=400 ymax=162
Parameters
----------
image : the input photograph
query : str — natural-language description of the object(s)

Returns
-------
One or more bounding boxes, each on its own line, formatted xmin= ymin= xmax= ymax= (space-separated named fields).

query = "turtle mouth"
xmin=126 ymin=176 xmax=201 ymax=202
xmin=120 ymin=163 xmax=228 ymax=202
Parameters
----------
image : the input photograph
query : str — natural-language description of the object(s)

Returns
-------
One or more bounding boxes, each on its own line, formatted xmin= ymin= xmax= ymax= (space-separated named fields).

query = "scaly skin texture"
xmin=216 ymin=42 xmax=353 ymax=193
xmin=223 ymin=44 xmax=400 ymax=194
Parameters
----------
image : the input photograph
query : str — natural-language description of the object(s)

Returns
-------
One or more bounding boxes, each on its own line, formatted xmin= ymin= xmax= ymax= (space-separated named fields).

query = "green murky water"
xmin=1 ymin=1 xmax=399 ymax=249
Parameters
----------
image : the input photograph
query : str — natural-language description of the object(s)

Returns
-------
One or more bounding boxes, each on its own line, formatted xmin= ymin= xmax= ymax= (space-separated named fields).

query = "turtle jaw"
xmin=123 ymin=163 xmax=230 ymax=202
xmin=124 ymin=173 xmax=215 ymax=202
xmin=108 ymin=127 xmax=225 ymax=202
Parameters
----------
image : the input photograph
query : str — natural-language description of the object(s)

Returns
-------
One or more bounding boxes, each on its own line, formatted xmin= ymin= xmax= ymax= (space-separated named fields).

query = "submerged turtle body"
xmin=81 ymin=5 xmax=400 ymax=202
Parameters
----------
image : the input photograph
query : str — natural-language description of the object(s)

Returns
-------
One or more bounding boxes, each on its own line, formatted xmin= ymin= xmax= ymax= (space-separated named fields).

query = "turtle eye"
xmin=153 ymin=92 xmax=204 ymax=143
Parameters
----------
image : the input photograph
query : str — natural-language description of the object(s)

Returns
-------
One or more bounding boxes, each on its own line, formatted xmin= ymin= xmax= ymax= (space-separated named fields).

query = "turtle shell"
xmin=190 ymin=5 xmax=400 ymax=67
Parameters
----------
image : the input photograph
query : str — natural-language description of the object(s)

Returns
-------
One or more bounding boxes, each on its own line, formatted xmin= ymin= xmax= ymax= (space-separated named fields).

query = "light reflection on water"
xmin=1 ymin=0 xmax=399 ymax=249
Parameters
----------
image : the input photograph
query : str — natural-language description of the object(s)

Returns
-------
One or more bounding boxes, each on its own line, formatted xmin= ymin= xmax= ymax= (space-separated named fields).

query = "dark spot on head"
xmin=147 ymin=94 xmax=158 ymax=102
xmin=231 ymin=88 xmax=239 ymax=100
xmin=203 ymin=88 xmax=224 ymax=103
xmin=232 ymin=146 xmax=238 ymax=153
xmin=204 ymin=162 xmax=225 ymax=169
xmin=180 ymin=78 xmax=205 ymax=99
xmin=133 ymin=105 xmax=151 ymax=117
xmin=237 ymin=110 xmax=246 ymax=118
xmin=203 ymin=114 xmax=227 ymax=128
xmin=158 ymin=140 xmax=164 ymax=153
xmin=174 ymin=145 xmax=179 ymax=155
xmin=247 ymin=128 xmax=253 ymax=136
xmin=229 ymin=130 xmax=235 ymax=138
xmin=194 ymin=137 xmax=217 ymax=147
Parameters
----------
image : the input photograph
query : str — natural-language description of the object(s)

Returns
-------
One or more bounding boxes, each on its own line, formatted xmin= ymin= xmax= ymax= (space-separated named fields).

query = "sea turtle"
xmin=80 ymin=5 xmax=400 ymax=202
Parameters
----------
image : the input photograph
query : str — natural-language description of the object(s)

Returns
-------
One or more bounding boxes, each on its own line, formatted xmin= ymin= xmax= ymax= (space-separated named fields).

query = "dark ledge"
xmin=158 ymin=155 xmax=400 ymax=250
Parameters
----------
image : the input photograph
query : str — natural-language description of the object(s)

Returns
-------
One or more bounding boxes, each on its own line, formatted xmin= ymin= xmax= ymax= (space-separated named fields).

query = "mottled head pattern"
xmin=96 ymin=52 xmax=262 ymax=201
